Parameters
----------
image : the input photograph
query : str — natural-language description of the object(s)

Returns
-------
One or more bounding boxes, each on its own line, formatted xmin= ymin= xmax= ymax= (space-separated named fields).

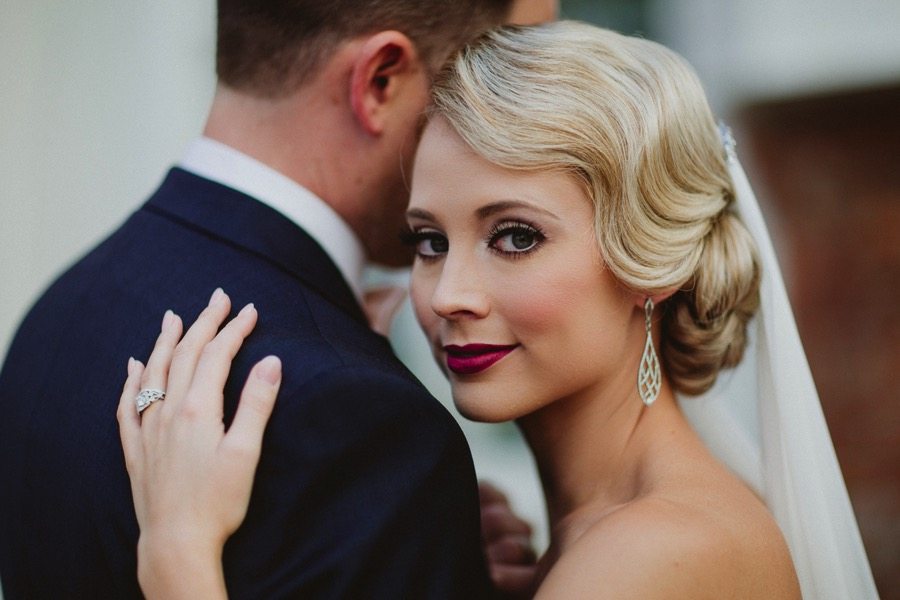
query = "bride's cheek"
xmin=502 ymin=271 xmax=585 ymax=336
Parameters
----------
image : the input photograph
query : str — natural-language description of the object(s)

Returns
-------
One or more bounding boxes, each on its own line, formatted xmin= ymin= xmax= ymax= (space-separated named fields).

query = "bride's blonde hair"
xmin=429 ymin=21 xmax=760 ymax=395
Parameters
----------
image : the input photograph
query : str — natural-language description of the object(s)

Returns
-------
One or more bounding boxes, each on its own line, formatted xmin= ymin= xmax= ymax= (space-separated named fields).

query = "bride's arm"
xmin=117 ymin=291 xmax=280 ymax=599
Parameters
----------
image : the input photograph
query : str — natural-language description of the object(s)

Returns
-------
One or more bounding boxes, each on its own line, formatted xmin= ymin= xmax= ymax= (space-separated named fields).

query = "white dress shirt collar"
xmin=177 ymin=137 xmax=366 ymax=302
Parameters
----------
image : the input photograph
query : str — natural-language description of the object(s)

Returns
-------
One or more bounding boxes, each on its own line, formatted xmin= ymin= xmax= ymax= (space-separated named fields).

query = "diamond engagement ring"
xmin=135 ymin=388 xmax=166 ymax=414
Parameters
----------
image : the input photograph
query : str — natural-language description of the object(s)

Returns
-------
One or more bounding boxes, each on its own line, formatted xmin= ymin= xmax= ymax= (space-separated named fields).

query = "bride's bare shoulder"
xmin=535 ymin=492 xmax=800 ymax=600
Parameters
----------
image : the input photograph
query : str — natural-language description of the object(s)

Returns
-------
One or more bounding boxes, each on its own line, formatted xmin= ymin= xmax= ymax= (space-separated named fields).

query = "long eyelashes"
xmin=400 ymin=227 xmax=447 ymax=260
xmin=401 ymin=219 xmax=547 ymax=260
xmin=486 ymin=220 xmax=546 ymax=258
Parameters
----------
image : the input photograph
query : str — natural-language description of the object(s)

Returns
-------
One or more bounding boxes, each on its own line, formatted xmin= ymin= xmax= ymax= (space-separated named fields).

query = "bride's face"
xmin=407 ymin=118 xmax=639 ymax=422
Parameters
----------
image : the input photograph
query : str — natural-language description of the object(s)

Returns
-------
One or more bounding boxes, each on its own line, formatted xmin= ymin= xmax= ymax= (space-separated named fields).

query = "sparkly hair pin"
xmin=718 ymin=120 xmax=737 ymax=164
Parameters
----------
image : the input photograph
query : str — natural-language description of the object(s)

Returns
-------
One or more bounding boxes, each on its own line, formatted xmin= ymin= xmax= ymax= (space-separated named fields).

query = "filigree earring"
xmin=638 ymin=298 xmax=661 ymax=406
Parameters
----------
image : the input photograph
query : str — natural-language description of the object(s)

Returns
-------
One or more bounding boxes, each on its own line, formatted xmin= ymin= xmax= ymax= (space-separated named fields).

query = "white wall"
xmin=0 ymin=1 xmax=217 ymax=361
xmin=647 ymin=0 xmax=900 ymax=114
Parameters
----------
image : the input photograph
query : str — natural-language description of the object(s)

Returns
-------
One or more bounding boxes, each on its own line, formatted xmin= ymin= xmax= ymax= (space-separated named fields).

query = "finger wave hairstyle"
xmin=429 ymin=21 xmax=761 ymax=395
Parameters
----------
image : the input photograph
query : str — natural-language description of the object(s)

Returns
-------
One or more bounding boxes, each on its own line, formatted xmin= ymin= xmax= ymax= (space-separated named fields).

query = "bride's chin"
xmin=451 ymin=391 xmax=517 ymax=424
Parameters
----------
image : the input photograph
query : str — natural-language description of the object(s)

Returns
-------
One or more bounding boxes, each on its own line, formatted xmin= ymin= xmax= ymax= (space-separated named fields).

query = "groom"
xmin=0 ymin=1 xmax=555 ymax=598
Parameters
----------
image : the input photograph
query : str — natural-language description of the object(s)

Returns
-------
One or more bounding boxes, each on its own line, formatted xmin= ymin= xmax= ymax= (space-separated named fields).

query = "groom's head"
xmin=209 ymin=0 xmax=554 ymax=265
xmin=215 ymin=0 xmax=514 ymax=98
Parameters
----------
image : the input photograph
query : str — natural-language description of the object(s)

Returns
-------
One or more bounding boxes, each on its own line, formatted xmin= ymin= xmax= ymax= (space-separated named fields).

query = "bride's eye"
xmin=488 ymin=221 xmax=545 ymax=256
xmin=400 ymin=228 xmax=448 ymax=259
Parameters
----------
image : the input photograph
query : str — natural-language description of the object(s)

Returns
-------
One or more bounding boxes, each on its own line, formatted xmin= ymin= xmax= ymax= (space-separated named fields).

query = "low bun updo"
xmin=664 ymin=211 xmax=760 ymax=394
xmin=429 ymin=21 xmax=761 ymax=395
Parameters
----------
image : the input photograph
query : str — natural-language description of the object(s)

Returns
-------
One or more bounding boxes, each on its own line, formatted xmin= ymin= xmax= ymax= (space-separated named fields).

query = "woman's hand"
xmin=117 ymin=289 xmax=281 ymax=599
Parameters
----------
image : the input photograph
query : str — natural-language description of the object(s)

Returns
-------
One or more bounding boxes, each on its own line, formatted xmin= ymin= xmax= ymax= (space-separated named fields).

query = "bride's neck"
xmin=517 ymin=378 xmax=683 ymax=545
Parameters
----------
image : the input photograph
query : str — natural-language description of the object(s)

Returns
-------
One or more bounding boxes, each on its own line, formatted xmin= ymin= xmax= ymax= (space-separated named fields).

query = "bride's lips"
xmin=443 ymin=343 xmax=518 ymax=375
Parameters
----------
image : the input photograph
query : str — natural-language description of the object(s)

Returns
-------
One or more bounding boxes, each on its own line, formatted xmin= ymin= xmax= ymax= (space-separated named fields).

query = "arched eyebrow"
xmin=475 ymin=200 xmax=560 ymax=221
xmin=405 ymin=208 xmax=436 ymax=221
xmin=407 ymin=199 xmax=562 ymax=223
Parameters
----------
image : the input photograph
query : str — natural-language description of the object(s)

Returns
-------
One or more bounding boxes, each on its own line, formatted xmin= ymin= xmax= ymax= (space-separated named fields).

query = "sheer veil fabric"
xmin=678 ymin=129 xmax=879 ymax=599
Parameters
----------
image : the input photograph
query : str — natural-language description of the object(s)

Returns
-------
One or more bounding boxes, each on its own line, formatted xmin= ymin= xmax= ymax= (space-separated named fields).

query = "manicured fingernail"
xmin=209 ymin=287 xmax=225 ymax=306
xmin=127 ymin=357 xmax=143 ymax=377
xmin=161 ymin=309 xmax=174 ymax=332
xmin=239 ymin=303 xmax=255 ymax=316
xmin=256 ymin=356 xmax=281 ymax=385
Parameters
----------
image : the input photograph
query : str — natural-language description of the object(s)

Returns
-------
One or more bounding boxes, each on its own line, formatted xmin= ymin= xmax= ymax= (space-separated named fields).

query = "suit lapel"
xmin=143 ymin=168 xmax=368 ymax=325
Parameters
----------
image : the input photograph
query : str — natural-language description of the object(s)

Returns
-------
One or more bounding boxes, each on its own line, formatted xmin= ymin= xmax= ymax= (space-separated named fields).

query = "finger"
xmin=486 ymin=535 xmax=537 ymax=565
xmin=363 ymin=286 xmax=407 ymax=336
xmin=479 ymin=480 xmax=511 ymax=507
xmin=117 ymin=357 xmax=145 ymax=473
xmin=165 ymin=288 xmax=232 ymax=404
xmin=489 ymin=564 xmax=538 ymax=598
xmin=184 ymin=303 xmax=258 ymax=416
xmin=138 ymin=310 xmax=183 ymax=419
xmin=222 ymin=355 xmax=281 ymax=466
xmin=481 ymin=503 xmax=532 ymax=542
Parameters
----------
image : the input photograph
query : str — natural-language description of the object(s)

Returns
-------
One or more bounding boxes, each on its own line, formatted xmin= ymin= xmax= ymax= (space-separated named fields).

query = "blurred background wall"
xmin=1 ymin=1 xmax=898 ymax=597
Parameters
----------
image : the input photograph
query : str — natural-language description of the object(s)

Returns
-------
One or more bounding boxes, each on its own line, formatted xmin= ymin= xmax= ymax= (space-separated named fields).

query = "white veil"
xmin=678 ymin=126 xmax=879 ymax=599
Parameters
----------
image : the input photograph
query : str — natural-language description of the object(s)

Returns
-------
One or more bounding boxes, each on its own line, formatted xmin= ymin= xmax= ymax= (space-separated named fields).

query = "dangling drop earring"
xmin=638 ymin=298 xmax=661 ymax=406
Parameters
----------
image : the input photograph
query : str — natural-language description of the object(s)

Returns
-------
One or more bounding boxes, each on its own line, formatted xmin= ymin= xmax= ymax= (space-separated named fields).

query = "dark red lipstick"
xmin=443 ymin=344 xmax=518 ymax=375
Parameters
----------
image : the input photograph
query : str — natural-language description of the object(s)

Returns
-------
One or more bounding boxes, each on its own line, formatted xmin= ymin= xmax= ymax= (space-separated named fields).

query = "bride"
xmin=118 ymin=22 xmax=877 ymax=599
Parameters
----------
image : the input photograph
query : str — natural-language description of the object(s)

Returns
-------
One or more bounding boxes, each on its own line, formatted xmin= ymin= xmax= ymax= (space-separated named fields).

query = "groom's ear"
xmin=349 ymin=31 xmax=428 ymax=136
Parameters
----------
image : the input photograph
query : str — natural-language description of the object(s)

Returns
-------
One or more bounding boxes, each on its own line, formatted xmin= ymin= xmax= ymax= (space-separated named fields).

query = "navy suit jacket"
xmin=0 ymin=169 xmax=494 ymax=598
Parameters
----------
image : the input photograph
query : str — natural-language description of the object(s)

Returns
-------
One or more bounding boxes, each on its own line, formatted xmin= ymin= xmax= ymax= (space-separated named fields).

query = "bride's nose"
xmin=430 ymin=253 xmax=490 ymax=320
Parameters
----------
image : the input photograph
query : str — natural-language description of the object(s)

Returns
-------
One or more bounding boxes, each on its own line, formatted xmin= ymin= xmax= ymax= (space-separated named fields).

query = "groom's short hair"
xmin=216 ymin=0 xmax=513 ymax=98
